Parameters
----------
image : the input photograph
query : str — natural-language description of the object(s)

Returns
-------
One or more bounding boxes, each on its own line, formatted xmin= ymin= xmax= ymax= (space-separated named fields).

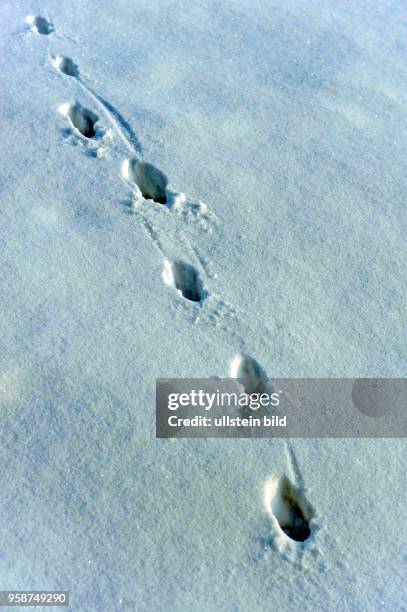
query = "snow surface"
xmin=0 ymin=0 xmax=406 ymax=610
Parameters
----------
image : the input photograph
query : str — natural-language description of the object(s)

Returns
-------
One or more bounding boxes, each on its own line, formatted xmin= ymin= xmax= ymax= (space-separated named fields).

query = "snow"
xmin=0 ymin=0 xmax=406 ymax=610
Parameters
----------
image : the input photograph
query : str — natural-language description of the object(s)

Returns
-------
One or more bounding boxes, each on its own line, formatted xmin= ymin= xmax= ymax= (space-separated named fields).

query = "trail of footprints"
xmin=49 ymin=49 xmax=224 ymax=310
xmin=230 ymin=355 xmax=318 ymax=551
xmin=27 ymin=16 xmax=318 ymax=556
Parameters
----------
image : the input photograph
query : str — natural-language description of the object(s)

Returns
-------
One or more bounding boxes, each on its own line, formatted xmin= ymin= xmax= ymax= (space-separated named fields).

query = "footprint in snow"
xmin=26 ymin=15 xmax=54 ymax=35
xmin=52 ymin=55 xmax=79 ymax=78
xmin=50 ymin=47 xmax=214 ymax=303
xmin=264 ymin=474 xmax=315 ymax=546
xmin=59 ymin=101 xmax=100 ymax=139
xmin=230 ymin=353 xmax=268 ymax=394
xmin=52 ymin=55 xmax=214 ymax=227
xmin=122 ymin=159 xmax=168 ymax=204
xmin=163 ymin=259 xmax=205 ymax=303
xmin=59 ymin=101 xmax=111 ymax=157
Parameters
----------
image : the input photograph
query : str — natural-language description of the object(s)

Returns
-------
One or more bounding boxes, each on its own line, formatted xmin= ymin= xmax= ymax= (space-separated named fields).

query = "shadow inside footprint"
xmin=59 ymin=102 xmax=99 ymax=139
xmin=52 ymin=55 xmax=79 ymax=78
xmin=265 ymin=475 xmax=314 ymax=542
xmin=163 ymin=260 xmax=205 ymax=303
xmin=26 ymin=15 xmax=53 ymax=35
xmin=122 ymin=159 xmax=168 ymax=204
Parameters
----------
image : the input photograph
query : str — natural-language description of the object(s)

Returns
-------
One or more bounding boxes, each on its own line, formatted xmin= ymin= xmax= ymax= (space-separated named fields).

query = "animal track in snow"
xmin=52 ymin=55 xmax=215 ymax=227
xmin=59 ymin=102 xmax=99 ymax=139
xmin=167 ymin=192 xmax=217 ymax=233
xmin=47 ymin=31 xmax=215 ymax=314
xmin=33 ymin=16 xmax=278 ymax=421
xmin=51 ymin=53 xmax=142 ymax=154
xmin=26 ymin=15 xmax=53 ymax=35
xmin=163 ymin=260 xmax=205 ymax=303
xmin=122 ymin=159 xmax=168 ymax=204
xmin=264 ymin=474 xmax=315 ymax=544
xmin=52 ymin=55 xmax=79 ymax=77
xmin=230 ymin=353 xmax=268 ymax=394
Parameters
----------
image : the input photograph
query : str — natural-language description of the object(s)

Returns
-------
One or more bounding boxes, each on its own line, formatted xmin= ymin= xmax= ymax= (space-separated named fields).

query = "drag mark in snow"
xmin=26 ymin=15 xmax=54 ymax=35
xmin=188 ymin=241 xmax=216 ymax=279
xmin=284 ymin=442 xmax=305 ymax=490
xmin=52 ymin=54 xmax=142 ymax=155
xmin=78 ymin=81 xmax=142 ymax=155
xmin=163 ymin=260 xmax=205 ymax=303
xmin=59 ymin=102 xmax=99 ymax=139
xmin=137 ymin=213 xmax=166 ymax=256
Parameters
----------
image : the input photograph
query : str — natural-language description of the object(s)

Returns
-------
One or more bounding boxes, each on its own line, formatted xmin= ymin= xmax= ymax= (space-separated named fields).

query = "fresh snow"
xmin=0 ymin=1 xmax=406 ymax=610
